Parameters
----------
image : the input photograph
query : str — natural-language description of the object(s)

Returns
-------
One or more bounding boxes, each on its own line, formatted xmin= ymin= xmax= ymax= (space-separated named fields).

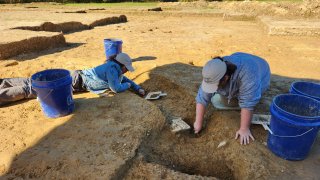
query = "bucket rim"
xmin=31 ymin=69 xmax=70 ymax=83
xmin=291 ymin=81 xmax=320 ymax=101
xmin=103 ymin=38 xmax=123 ymax=43
xmin=271 ymin=106 xmax=320 ymax=127
xmin=273 ymin=94 xmax=320 ymax=120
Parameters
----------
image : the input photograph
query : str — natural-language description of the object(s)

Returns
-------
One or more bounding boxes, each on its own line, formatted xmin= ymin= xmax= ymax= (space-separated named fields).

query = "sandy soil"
xmin=0 ymin=2 xmax=320 ymax=179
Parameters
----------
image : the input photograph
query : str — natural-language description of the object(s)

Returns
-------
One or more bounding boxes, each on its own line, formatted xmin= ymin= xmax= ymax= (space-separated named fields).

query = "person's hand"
xmin=138 ymin=88 xmax=145 ymax=96
xmin=193 ymin=120 xmax=202 ymax=134
xmin=235 ymin=128 xmax=255 ymax=145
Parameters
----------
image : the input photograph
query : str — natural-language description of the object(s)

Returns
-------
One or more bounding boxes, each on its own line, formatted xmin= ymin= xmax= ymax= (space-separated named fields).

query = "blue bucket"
xmin=267 ymin=94 xmax=320 ymax=160
xmin=104 ymin=38 xmax=122 ymax=60
xmin=31 ymin=69 xmax=75 ymax=118
xmin=290 ymin=81 xmax=320 ymax=101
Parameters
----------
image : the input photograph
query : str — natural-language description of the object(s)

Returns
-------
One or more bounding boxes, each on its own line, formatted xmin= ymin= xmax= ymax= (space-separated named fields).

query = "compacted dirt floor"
xmin=0 ymin=2 xmax=319 ymax=180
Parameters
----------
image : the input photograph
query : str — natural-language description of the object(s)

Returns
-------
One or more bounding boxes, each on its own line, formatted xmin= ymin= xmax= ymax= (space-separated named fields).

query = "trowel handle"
xmin=160 ymin=93 xmax=167 ymax=96
xmin=262 ymin=123 xmax=272 ymax=132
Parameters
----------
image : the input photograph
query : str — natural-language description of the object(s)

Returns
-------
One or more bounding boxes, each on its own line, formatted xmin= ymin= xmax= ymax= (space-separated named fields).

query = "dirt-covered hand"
xmin=138 ymin=88 xmax=145 ymax=96
xmin=235 ymin=128 xmax=255 ymax=145
xmin=193 ymin=121 xmax=202 ymax=134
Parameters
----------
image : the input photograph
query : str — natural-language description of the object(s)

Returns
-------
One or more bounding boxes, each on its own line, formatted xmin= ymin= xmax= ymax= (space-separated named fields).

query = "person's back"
xmin=219 ymin=52 xmax=270 ymax=109
xmin=224 ymin=52 xmax=270 ymax=91
xmin=81 ymin=60 xmax=127 ymax=94
xmin=82 ymin=60 xmax=119 ymax=81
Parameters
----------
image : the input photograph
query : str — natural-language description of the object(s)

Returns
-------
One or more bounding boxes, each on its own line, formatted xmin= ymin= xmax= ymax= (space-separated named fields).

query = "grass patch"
xmin=65 ymin=2 xmax=159 ymax=8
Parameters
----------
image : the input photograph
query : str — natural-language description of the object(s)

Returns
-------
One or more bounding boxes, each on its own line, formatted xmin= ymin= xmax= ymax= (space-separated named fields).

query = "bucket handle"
xmin=36 ymin=89 xmax=54 ymax=101
xmin=267 ymin=124 xmax=314 ymax=138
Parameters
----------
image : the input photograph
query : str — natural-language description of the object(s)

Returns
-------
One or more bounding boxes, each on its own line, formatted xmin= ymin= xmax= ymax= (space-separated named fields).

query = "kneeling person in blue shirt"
xmin=194 ymin=52 xmax=271 ymax=145
xmin=0 ymin=53 xmax=145 ymax=106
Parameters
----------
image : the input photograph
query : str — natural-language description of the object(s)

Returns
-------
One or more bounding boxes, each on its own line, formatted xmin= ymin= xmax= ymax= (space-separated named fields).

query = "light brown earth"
xmin=0 ymin=2 xmax=320 ymax=180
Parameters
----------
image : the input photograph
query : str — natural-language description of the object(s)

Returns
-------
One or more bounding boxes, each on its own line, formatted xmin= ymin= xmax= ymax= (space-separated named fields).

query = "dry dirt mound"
xmin=0 ymin=14 xmax=127 ymax=60
xmin=304 ymin=0 xmax=320 ymax=16
xmin=12 ymin=22 xmax=89 ymax=33
xmin=0 ymin=30 xmax=66 ymax=60
xmin=11 ymin=15 xmax=127 ymax=33
xmin=257 ymin=16 xmax=320 ymax=37
xmin=1 ymin=93 xmax=165 ymax=179
xmin=89 ymin=15 xmax=127 ymax=28
xmin=161 ymin=1 xmax=320 ymax=18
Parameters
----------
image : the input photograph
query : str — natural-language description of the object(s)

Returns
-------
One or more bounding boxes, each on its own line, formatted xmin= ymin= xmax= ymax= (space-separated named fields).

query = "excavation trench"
xmin=127 ymin=70 xmax=234 ymax=179
xmin=125 ymin=63 xmax=284 ymax=179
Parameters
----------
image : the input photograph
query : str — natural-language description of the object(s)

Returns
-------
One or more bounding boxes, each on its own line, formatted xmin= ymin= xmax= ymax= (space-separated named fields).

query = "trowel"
xmin=170 ymin=117 xmax=191 ymax=133
xmin=252 ymin=114 xmax=272 ymax=132
xmin=145 ymin=91 xmax=167 ymax=100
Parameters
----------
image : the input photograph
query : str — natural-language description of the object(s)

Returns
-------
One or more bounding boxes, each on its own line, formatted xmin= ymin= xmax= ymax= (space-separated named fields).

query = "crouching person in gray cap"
xmin=194 ymin=52 xmax=270 ymax=145
xmin=0 ymin=53 xmax=145 ymax=106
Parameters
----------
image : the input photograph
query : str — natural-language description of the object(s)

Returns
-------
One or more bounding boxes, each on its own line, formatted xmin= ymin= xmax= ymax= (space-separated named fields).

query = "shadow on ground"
xmin=1 ymin=92 xmax=164 ymax=179
xmin=12 ymin=42 xmax=85 ymax=61
xmin=132 ymin=56 xmax=157 ymax=62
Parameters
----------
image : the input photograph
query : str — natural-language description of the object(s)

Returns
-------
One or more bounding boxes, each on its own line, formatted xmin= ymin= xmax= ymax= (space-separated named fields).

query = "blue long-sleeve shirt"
xmin=196 ymin=52 xmax=270 ymax=110
xmin=81 ymin=61 xmax=141 ymax=94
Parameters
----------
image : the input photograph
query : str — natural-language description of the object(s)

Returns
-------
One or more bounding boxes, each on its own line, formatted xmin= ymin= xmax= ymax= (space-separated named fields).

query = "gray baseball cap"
xmin=115 ymin=53 xmax=134 ymax=72
xmin=201 ymin=59 xmax=227 ymax=93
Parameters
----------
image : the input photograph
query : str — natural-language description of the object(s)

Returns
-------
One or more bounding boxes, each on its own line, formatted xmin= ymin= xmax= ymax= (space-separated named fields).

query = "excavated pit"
xmin=124 ymin=63 xmax=287 ymax=179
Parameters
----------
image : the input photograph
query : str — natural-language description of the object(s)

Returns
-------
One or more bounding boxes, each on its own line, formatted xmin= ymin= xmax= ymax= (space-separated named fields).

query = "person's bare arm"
xmin=235 ymin=108 xmax=255 ymax=145
xmin=194 ymin=103 xmax=206 ymax=133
